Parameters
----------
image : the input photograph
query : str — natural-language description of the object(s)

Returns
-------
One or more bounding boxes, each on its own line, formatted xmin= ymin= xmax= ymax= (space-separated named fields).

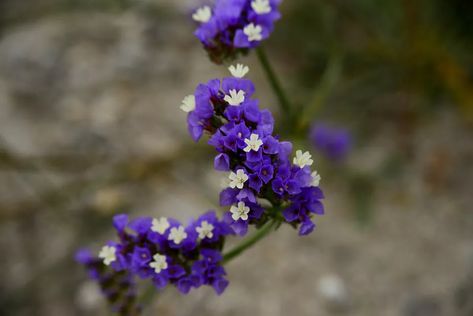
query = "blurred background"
xmin=1 ymin=0 xmax=472 ymax=315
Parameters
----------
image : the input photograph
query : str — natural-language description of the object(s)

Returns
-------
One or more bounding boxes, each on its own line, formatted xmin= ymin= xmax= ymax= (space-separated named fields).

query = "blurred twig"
xmin=298 ymin=51 xmax=343 ymax=131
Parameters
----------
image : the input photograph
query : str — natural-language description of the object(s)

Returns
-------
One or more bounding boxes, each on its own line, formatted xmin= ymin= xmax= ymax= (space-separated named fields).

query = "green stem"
xmin=256 ymin=46 xmax=292 ymax=118
xmin=222 ymin=219 xmax=278 ymax=264
xmin=299 ymin=52 xmax=342 ymax=130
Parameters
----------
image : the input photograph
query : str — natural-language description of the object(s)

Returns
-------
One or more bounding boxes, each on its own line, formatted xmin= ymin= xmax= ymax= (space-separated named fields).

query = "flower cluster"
xmin=310 ymin=123 xmax=352 ymax=162
xmin=75 ymin=249 xmax=140 ymax=315
xmin=77 ymin=211 xmax=234 ymax=304
xmin=181 ymin=65 xmax=324 ymax=236
xmin=192 ymin=0 xmax=282 ymax=63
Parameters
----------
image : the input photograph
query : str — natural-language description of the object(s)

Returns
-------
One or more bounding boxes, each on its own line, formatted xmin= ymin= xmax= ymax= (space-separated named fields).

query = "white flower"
xmin=224 ymin=89 xmax=245 ymax=106
xmin=243 ymin=133 xmax=263 ymax=152
xmin=149 ymin=253 xmax=168 ymax=274
xmin=311 ymin=171 xmax=321 ymax=187
xmin=251 ymin=0 xmax=271 ymax=14
xmin=243 ymin=23 xmax=263 ymax=42
xmin=180 ymin=95 xmax=195 ymax=113
xmin=98 ymin=245 xmax=116 ymax=266
xmin=151 ymin=217 xmax=170 ymax=234
xmin=195 ymin=220 xmax=215 ymax=239
xmin=293 ymin=150 xmax=313 ymax=168
xmin=228 ymin=64 xmax=249 ymax=78
xmin=230 ymin=201 xmax=251 ymax=221
xmin=229 ymin=169 xmax=249 ymax=189
xmin=192 ymin=6 xmax=212 ymax=23
xmin=168 ymin=226 xmax=187 ymax=245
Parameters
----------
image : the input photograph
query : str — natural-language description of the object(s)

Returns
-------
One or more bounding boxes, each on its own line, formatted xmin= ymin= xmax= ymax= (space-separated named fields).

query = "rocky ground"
xmin=0 ymin=3 xmax=472 ymax=316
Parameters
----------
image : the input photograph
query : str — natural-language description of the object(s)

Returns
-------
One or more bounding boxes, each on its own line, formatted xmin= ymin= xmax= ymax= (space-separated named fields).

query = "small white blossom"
xmin=192 ymin=6 xmax=212 ymax=23
xmin=168 ymin=226 xmax=187 ymax=245
xmin=149 ymin=253 xmax=168 ymax=274
xmin=244 ymin=23 xmax=263 ymax=42
xmin=243 ymin=133 xmax=263 ymax=152
xmin=224 ymin=89 xmax=245 ymax=106
xmin=228 ymin=64 xmax=249 ymax=78
xmin=180 ymin=95 xmax=195 ymax=113
xmin=98 ymin=245 xmax=116 ymax=266
xmin=195 ymin=220 xmax=215 ymax=239
xmin=229 ymin=169 xmax=249 ymax=189
xmin=151 ymin=217 xmax=170 ymax=235
xmin=311 ymin=171 xmax=321 ymax=187
xmin=251 ymin=0 xmax=271 ymax=14
xmin=293 ymin=150 xmax=313 ymax=168
xmin=230 ymin=201 xmax=251 ymax=221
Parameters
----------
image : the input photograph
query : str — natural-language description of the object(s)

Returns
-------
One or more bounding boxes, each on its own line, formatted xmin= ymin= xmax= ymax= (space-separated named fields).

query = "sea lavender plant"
xmin=77 ymin=1 xmax=326 ymax=314
xmin=192 ymin=0 xmax=282 ymax=63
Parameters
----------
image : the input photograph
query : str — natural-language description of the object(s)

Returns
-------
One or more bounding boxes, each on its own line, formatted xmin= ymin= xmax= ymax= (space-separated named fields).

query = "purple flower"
xmin=78 ymin=209 xmax=232 ymax=305
xmin=128 ymin=217 xmax=152 ymax=235
xmin=192 ymin=0 xmax=283 ymax=63
xmin=214 ymin=153 xmax=230 ymax=171
xmin=182 ymin=75 xmax=324 ymax=237
xmin=131 ymin=247 xmax=152 ymax=268
xmin=310 ymin=123 xmax=352 ymax=162
xmin=212 ymin=278 xmax=229 ymax=295
xmin=113 ymin=214 xmax=128 ymax=234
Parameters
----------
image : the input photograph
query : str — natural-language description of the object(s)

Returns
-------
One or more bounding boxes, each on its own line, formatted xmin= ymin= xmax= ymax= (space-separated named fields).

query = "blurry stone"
xmin=402 ymin=295 xmax=442 ymax=316
xmin=93 ymin=187 xmax=125 ymax=214
xmin=317 ymin=274 xmax=349 ymax=309
xmin=76 ymin=281 xmax=103 ymax=311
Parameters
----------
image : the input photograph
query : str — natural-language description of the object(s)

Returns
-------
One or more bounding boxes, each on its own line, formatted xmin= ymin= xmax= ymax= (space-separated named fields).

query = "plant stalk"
xmin=256 ymin=46 xmax=292 ymax=118
xmin=222 ymin=219 xmax=278 ymax=264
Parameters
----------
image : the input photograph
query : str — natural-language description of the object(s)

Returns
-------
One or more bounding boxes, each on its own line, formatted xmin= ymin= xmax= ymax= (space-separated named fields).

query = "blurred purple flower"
xmin=192 ymin=0 xmax=282 ymax=63
xmin=310 ymin=123 xmax=352 ymax=162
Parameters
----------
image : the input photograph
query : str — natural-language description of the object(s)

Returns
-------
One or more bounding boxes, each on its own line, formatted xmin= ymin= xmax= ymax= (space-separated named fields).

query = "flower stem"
xmin=222 ymin=219 xmax=278 ymax=264
xmin=256 ymin=46 xmax=292 ymax=118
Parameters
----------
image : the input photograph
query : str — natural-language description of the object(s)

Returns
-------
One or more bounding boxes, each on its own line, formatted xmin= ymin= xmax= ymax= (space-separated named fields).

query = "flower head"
xmin=180 ymin=95 xmax=196 ymax=113
xmin=229 ymin=169 xmax=249 ymax=189
xmin=98 ymin=245 xmax=116 ymax=266
xmin=79 ymin=212 xmax=232 ymax=307
xmin=293 ymin=150 xmax=313 ymax=168
xmin=310 ymin=123 xmax=352 ymax=162
xmin=168 ymin=226 xmax=188 ymax=245
xmin=230 ymin=201 xmax=250 ymax=221
xmin=193 ymin=0 xmax=282 ymax=63
xmin=196 ymin=220 xmax=215 ymax=239
xmin=151 ymin=217 xmax=170 ymax=234
xmin=184 ymin=75 xmax=325 ymax=237
xmin=251 ymin=0 xmax=271 ymax=14
xmin=224 ymin=89 xmax=245 ymax=106
xmin=311 ymin=171 xmax=321 ymax=187
xmin=244 ymin=133 xmax=263 ymax=152
xmin=244 ymin=23 xmax=263 ymax=42
xmin=229 ymin=64 xmax=249 ymax=78
xmin=149 ymin=253 xmax=168 ymax=274
xmin=192 ymin=6 xmax=212 ymax=23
